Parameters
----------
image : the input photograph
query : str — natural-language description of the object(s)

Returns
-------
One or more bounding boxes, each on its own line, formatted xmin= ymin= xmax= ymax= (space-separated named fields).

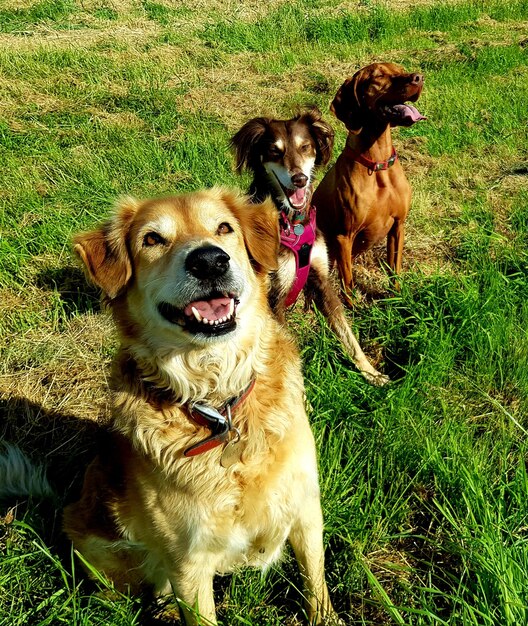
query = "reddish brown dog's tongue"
xmin=184 ymin=297 xmax=231 ymax=321
xmin=287 ymin=187 xmax=307 ymax=208
xmin=391 ymin=104 xmax=427 ymax=126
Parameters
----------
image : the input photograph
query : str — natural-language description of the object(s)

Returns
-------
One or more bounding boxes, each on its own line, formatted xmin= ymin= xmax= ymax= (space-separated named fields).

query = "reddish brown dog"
xmin=313 ymin=62 xmax=425 ymax=305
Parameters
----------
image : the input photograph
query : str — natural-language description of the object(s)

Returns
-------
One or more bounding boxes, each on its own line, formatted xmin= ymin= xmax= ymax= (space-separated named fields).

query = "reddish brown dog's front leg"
xmin=387 ymin=219 xmax=405 ymax=289
xmin=335 ymin=233 xmax=355 ymax=306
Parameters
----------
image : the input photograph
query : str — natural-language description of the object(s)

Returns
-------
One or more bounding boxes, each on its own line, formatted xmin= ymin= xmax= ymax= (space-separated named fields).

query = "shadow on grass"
xmin=0 ymin=396 xmax=101 ymax=523
xmin=0 ymin=396 xmax=168 ymax=623
xmin=36 ymin=265 xmax=100 ymax=318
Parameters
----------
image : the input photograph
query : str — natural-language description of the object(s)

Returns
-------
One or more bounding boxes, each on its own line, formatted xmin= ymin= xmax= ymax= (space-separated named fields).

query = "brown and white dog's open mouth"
xmin=270 ymin=170 xmax=311 ymax=211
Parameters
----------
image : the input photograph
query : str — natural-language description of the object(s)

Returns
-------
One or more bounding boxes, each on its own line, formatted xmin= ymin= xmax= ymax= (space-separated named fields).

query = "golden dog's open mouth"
xmin=158 ymin=293 xmax=238 ymax=336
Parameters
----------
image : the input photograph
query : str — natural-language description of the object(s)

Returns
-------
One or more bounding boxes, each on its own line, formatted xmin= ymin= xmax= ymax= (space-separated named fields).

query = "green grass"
xmin=0 ymin=0 xmax=76 ymax=34
xmin=1 ymin=0 xmax=528 ymax=624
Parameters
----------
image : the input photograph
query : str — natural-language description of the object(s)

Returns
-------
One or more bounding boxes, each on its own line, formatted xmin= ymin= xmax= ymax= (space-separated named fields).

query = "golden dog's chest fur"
xmin=66 ymin=339 xmax=317 ymax=583
xmin=63 ymin=188 xmax=339 ymax=625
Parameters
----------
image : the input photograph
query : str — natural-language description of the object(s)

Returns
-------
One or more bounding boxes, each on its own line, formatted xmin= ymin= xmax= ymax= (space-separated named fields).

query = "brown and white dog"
xmin=63 ymin=188 xmax=341 ymax=625
xmin=313 ymin=63 xmax=426 ymax=305
xmin=231 ymin=108 xmax=389 ymax=386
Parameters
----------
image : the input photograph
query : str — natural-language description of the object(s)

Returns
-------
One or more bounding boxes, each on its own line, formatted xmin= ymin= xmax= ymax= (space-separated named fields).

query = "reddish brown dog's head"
xmin=231 ymin=108 xmax=334 ymax=213
xmin=331 ymin=62 xmax=425 ymax=134
xmin=74 ymin=188 xmax=279 ymax=350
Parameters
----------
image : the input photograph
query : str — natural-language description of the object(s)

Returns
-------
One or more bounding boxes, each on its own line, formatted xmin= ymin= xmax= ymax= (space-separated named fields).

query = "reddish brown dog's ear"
xmin=221 ymin=190 xmax=279 ymax=272
xmin=230 ymin=117 xmax=271 ymax=173
xmin=298 ymin=107 xmax=335 ymax=166
xmin=330 ymin=69 xmax=365 ymax=134
xmin=74 ymin=198 xmax=139 ymax=299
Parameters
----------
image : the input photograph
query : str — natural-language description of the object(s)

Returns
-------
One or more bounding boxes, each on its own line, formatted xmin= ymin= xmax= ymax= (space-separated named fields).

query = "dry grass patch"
xmin=0 ymin=21 xmax=162 ymax=52
xmin=0 ymin=77 xmax=69 ymax=119
xmin=162 ymin=0 xmax=289 ymax=22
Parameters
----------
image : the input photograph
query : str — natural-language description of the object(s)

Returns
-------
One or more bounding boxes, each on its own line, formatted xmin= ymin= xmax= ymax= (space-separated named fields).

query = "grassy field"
xmin=1 ymin=0 xmax=528 ymax=624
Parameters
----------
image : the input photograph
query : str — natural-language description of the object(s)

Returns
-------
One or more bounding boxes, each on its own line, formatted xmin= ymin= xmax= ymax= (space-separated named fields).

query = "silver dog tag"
xmin=220 ymin=428 xmax=242 ymax=468
xmin=293 ymin=224 xmax=304 ymax=236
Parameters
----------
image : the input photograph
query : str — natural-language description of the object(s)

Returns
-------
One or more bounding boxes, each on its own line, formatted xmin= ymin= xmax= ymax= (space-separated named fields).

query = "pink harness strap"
xmin=280 ymin=206 xmax=316 ymax=307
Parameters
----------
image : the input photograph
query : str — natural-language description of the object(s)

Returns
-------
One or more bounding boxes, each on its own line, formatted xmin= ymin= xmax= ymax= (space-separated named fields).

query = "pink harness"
xmin=280 ymin=206 xmax=316 ymax=307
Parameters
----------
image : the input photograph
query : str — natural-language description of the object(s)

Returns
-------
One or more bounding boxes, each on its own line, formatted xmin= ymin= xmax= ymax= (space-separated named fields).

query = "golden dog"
xmin=63 ymin=188 xmax=340 ymax=625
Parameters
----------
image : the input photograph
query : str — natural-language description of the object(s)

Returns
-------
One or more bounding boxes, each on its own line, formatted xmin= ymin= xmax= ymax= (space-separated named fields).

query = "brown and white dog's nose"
xmin=409 ymin=73 xmax=424 ymax=86
xmin=291 ymin=172 xmax=308 ymax=188
xmin=185 ymin=246 xmax=230 ymax=280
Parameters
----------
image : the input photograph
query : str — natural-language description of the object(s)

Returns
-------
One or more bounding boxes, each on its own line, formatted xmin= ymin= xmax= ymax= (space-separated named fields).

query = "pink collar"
xmin=346 ymin=145 xmax=398 ymax=174
xmin=280 ymin=206 xmax=316 ymax=307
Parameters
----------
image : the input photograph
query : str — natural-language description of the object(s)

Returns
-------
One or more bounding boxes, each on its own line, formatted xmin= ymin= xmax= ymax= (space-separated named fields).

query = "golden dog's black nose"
xmin=186 ymin=246 xmax=230 ymax=279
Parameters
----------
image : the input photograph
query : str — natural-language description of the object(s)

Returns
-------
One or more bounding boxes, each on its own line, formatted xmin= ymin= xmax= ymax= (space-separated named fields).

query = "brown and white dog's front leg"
xmin=168 ymin=560 xmax=217 ymax=625
xmin=305 ymin=240 xmax=389 ymax=386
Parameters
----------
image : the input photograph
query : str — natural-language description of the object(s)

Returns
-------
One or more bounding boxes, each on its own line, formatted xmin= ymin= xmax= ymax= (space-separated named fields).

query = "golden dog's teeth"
xmin=191 ymin=306 xmax=203 ymax=322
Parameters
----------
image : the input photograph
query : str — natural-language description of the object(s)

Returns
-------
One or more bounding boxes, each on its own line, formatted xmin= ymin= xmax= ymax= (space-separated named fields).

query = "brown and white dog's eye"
xmin=143 ymin=231 xmax=166 ymax=247
xmin=217 ymin=222 xmax=233 ymax=235
xmin=300 ymin=143 xmax=313 ymax=153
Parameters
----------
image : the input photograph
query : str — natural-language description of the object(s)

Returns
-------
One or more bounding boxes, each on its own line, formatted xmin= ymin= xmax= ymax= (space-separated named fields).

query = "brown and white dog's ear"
xmin=330 ymin=68 xmax=366 ymax=134
xmin=220 ymin=190 xmax=279 ymax=272
xmin=73 ymin=197 xmax=139 ymax=299
xmin=230 ymin=117 xmax=271 ymax=173
xmin=298 ymin=107 xmax=335 ymax=166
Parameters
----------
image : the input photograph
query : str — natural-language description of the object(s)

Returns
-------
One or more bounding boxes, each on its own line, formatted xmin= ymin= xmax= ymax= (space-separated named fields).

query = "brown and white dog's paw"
xmin=361 ymin=369 xmax=390 ymax=387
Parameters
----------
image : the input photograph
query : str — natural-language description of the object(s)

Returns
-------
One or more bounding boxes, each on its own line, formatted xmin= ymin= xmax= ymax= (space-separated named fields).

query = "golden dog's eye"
xmin=301 ymin=143 xmax=312 ymax=153
xmin=217 ymin=222 xmax=233 ymax=235
xmin=143 ymin=231 xmax=166 ymax=247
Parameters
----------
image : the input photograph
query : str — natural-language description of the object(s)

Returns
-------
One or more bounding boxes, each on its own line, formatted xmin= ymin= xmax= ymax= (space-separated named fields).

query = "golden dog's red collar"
xmin=183 ymin=379 xmax=255 ymax=458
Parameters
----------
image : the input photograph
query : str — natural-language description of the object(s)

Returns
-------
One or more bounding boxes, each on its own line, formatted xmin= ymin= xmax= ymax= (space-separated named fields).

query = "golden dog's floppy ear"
xmin=74 ymin=197 xmax=139 ymax=299
xmin=220 ymin=190 xmax=279 ymax=273
xmin=330 ymin=68 xmax=366 ymax=135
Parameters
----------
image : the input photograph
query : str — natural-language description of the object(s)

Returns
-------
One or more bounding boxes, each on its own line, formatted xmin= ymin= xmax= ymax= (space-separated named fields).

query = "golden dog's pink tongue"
xmin=287 ymin=186 xmax=307 ymax=207
xmin=184 ymin=297 xmax=232 ymax=321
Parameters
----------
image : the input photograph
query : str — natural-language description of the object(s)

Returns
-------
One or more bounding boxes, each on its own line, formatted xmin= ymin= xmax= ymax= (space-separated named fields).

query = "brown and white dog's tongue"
xmin=390 ymin=104 xmax=427 ymax=126
xmin=184 ymin=297 xmax=232 ymax=321
xmin=286 ymin=186 xmax=307 ymax=208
